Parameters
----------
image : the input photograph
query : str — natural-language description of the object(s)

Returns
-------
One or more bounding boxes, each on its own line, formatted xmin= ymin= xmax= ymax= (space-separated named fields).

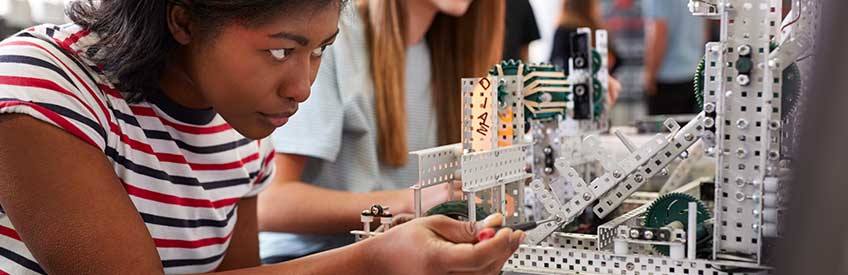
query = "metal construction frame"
xmin=353 ymin=1 xmax=819 ymax=272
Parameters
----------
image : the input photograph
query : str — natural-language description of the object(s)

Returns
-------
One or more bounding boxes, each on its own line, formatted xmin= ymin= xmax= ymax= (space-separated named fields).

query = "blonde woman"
xmin=257 ymin=0 xmax=507 ymax=264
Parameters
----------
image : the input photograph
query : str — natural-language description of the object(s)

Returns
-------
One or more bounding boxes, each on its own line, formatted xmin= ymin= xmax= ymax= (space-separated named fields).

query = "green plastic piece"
xmin=643 ymin=193 xmax=711 ymax=256
xmin=425 ymin=200 xmax=491 ymax=221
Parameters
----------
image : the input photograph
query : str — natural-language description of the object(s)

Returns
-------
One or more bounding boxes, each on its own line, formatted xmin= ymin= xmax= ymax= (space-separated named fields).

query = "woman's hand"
xmin=607 ymin=76 xmax=622 ymax=110
xmin=367 ymin=213 xmax=524 ymax=275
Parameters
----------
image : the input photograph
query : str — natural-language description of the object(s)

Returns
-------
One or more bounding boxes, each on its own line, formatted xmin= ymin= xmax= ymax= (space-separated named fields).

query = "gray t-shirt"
xmin=259 ymin=10 xmax=438 ymax=260
xmin=643 ymin=0 xmax=706 ymax=82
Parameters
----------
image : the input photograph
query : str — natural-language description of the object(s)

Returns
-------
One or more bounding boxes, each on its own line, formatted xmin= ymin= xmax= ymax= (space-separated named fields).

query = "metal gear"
xmin=643 ymin=193 xmax=711 ymax=256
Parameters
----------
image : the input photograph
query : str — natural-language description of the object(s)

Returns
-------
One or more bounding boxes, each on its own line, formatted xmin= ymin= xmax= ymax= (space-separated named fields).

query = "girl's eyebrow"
xmin=269 ymin=29 xmax=339 ymax=46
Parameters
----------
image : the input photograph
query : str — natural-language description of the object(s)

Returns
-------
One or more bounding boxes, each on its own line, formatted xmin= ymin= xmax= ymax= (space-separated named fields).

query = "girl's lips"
xmin=260 ymin=112 xmax=292 ymax=127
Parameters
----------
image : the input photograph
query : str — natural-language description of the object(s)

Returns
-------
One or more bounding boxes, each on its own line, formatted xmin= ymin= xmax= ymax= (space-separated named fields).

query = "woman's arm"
xmin=216 ymin=197 xmax=261 ymax=271
xmin=0 ymin=115 xmax=166 ymax=274
xmin=257 ymin=153 xmax=458 ymax=234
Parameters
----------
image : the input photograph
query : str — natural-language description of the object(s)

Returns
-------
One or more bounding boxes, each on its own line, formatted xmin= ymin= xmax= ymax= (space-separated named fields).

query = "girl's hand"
xmin=367 ymin=213 xmax=524 ymax=275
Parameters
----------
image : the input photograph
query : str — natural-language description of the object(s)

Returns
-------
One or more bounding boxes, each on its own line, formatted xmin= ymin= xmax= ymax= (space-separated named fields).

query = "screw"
xmin=736 ymin=177 xmax=747 ymax=187
xmin=543 ymin=147 xmax=553 ymax=154
xmin=613 ymin=170 xmax=622 ymax=178
xmin=735 ymin=192 xmax=747 ymax=202
xmin=769 ymin=120 xmax=781 ymax=130
xmin=629 ymin=229 xmax=640 ymax=239
xmin=736 ymin=148 xmax=748 ymax=158
xmin=768 ymin=150 xmax=780 ymax=160
xmin=643 ymin=230 xmax=654 ymax=240
xmin=736 ymin=192 xmax=760 ymax=202
xmin=634 ymin=174 xmax=644 ymax=183
xmin=544 ymin=167 xmax=554 ymax=174
xmin=704 ymin=117 xmax=715 ymax=128
xmin=583 ymin=192 xmax=592 ymax=201
xmin=540 ymin=92 xmax=553 ymax=103
xmin=737 ymin=74 xmax=751 ymax=86
xmin=704 ymin=103 xmax=716 ymax=113
xmin=575 ymin=85 xmax=586 ymax=96
xmin=736 ymin=119 xmax=749 ymax=129
xmin=738 ymin=44 xmax=752 ymax=56
xmin=575 ymin=57 xmax=586 ymax=68
xmin=684 ymin=133 xmax=694 ymax=142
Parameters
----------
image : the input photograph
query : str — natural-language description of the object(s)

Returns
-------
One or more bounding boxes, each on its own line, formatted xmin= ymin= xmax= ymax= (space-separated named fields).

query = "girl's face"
xmin=176 ymin=5 xmax=340 ymax=139
xmin=428 ymin=0 xmax=474 ymax=16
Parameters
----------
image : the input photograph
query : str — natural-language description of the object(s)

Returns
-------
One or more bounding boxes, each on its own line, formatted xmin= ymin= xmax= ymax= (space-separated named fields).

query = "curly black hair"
xmin=67 ymin=0 xmax=346 ymax=102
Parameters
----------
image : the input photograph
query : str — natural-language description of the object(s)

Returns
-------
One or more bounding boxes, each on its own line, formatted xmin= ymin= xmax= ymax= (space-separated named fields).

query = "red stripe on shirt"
xmin=251 ymin=150 xmax=277 ymax=185
xmin=108 ymin=122 xmax=261 ymax=170
xmin=122 ymin=181 xmax=240 ymax=209
xmin=0 ymin=226 xmax=21 ymax=241
xmin=108 ymin=122 xmax=187 ymax=164
xmin=129 ymin=106 xmax=232 ymax=135
xmin=0 ymin=40 xmax=112 ymax=124
xmin=99 ymin=84 xmax=123 ymax=98
xmin=153 ymin=231 xmax=234 ymax=249
xmin=0 ymin=75 xmax=99 ymax=121
xmin=0 ymin=101 xmax=99 ymax=147
xmin=60 ymin=29 xmax=91 ymax=49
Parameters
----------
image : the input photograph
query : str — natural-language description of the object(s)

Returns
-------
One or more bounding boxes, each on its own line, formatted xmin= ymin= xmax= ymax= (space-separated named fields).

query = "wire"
xmin=781 ymin=5 xmax=802 ymax=32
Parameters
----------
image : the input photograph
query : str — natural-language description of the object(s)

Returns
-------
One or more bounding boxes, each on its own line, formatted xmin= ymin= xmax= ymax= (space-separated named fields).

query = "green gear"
xmin=592 ymin=78 xmax=605 ymax=119
xmin=643 ymin=193 xmax=711 ymax=256
xmin=781 ymin=62 xmax=801 ymax=121
xmin=425 ymin=200 xmax=491 ymax=221
xmin=592 ymin=50 xmax=602 ymax=75
xmin=489 ymin=60 xmax=571 ymax=121
xmin=694 ymin=41 xmax=798 ymax=113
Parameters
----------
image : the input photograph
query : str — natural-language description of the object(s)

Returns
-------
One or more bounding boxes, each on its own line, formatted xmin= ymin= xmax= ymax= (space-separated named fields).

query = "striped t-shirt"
xmin=0 ymin=24 xmax=275 ymax=274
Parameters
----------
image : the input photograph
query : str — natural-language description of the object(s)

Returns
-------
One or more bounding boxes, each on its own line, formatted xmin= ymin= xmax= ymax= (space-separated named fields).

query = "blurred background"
xmin=0 ymin=0 xmax=794 ymax=129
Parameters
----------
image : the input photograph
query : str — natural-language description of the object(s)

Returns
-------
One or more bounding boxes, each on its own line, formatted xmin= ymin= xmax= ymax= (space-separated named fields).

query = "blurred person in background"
xmin=549 ymin=0 xmax=618 ymax=73
xmin=642 ymin=0 xmax=705 ymax=115
xmin=503 ymin=0 xmax=540 ymax=61
xmin=257 ymin=0 xmax=507 ymax=264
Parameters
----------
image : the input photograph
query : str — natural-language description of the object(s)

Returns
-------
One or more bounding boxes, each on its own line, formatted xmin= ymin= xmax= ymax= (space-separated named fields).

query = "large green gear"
xmin=425 ymin=200 xmax=491 ymax=221
xmin=643 ymin=193 xmax=711 ymax=256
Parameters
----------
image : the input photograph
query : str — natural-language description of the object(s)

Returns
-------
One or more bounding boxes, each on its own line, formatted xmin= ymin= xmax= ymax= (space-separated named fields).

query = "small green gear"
xmin=643 ymin=193 xmax=711 ymax=256
xmin=425 ymin=200 xmax=491 ymax=221
xmin=592 ymin=78 xmax=605 ymax=119
xmin=694 ymin=57 xmax=706 ymax=111
xmin=592 ymin=50 xmax=602 ymax=75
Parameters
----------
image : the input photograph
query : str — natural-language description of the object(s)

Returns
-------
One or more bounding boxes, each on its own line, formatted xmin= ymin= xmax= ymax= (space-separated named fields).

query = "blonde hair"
xmin=358 ymin=0 xmax=505 ymax=166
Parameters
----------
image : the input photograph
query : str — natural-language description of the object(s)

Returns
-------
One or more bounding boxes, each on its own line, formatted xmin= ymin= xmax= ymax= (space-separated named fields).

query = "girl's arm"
xmin=257 ymin=153 xmax=459 ymax=234
xmin=0 ymin=115 xmax=518 ymax=275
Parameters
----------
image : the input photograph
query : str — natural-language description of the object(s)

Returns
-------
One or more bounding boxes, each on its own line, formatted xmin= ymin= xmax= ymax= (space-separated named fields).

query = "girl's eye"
xmin=270 ymin=49 xmax=292 ymax=61
xmin=311 ymin=45 xmax=329 ymax=58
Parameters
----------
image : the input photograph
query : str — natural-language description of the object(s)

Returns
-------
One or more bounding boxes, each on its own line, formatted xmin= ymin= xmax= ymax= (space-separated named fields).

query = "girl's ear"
xmin=167 ymin=4 xmax=193 ymax=45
